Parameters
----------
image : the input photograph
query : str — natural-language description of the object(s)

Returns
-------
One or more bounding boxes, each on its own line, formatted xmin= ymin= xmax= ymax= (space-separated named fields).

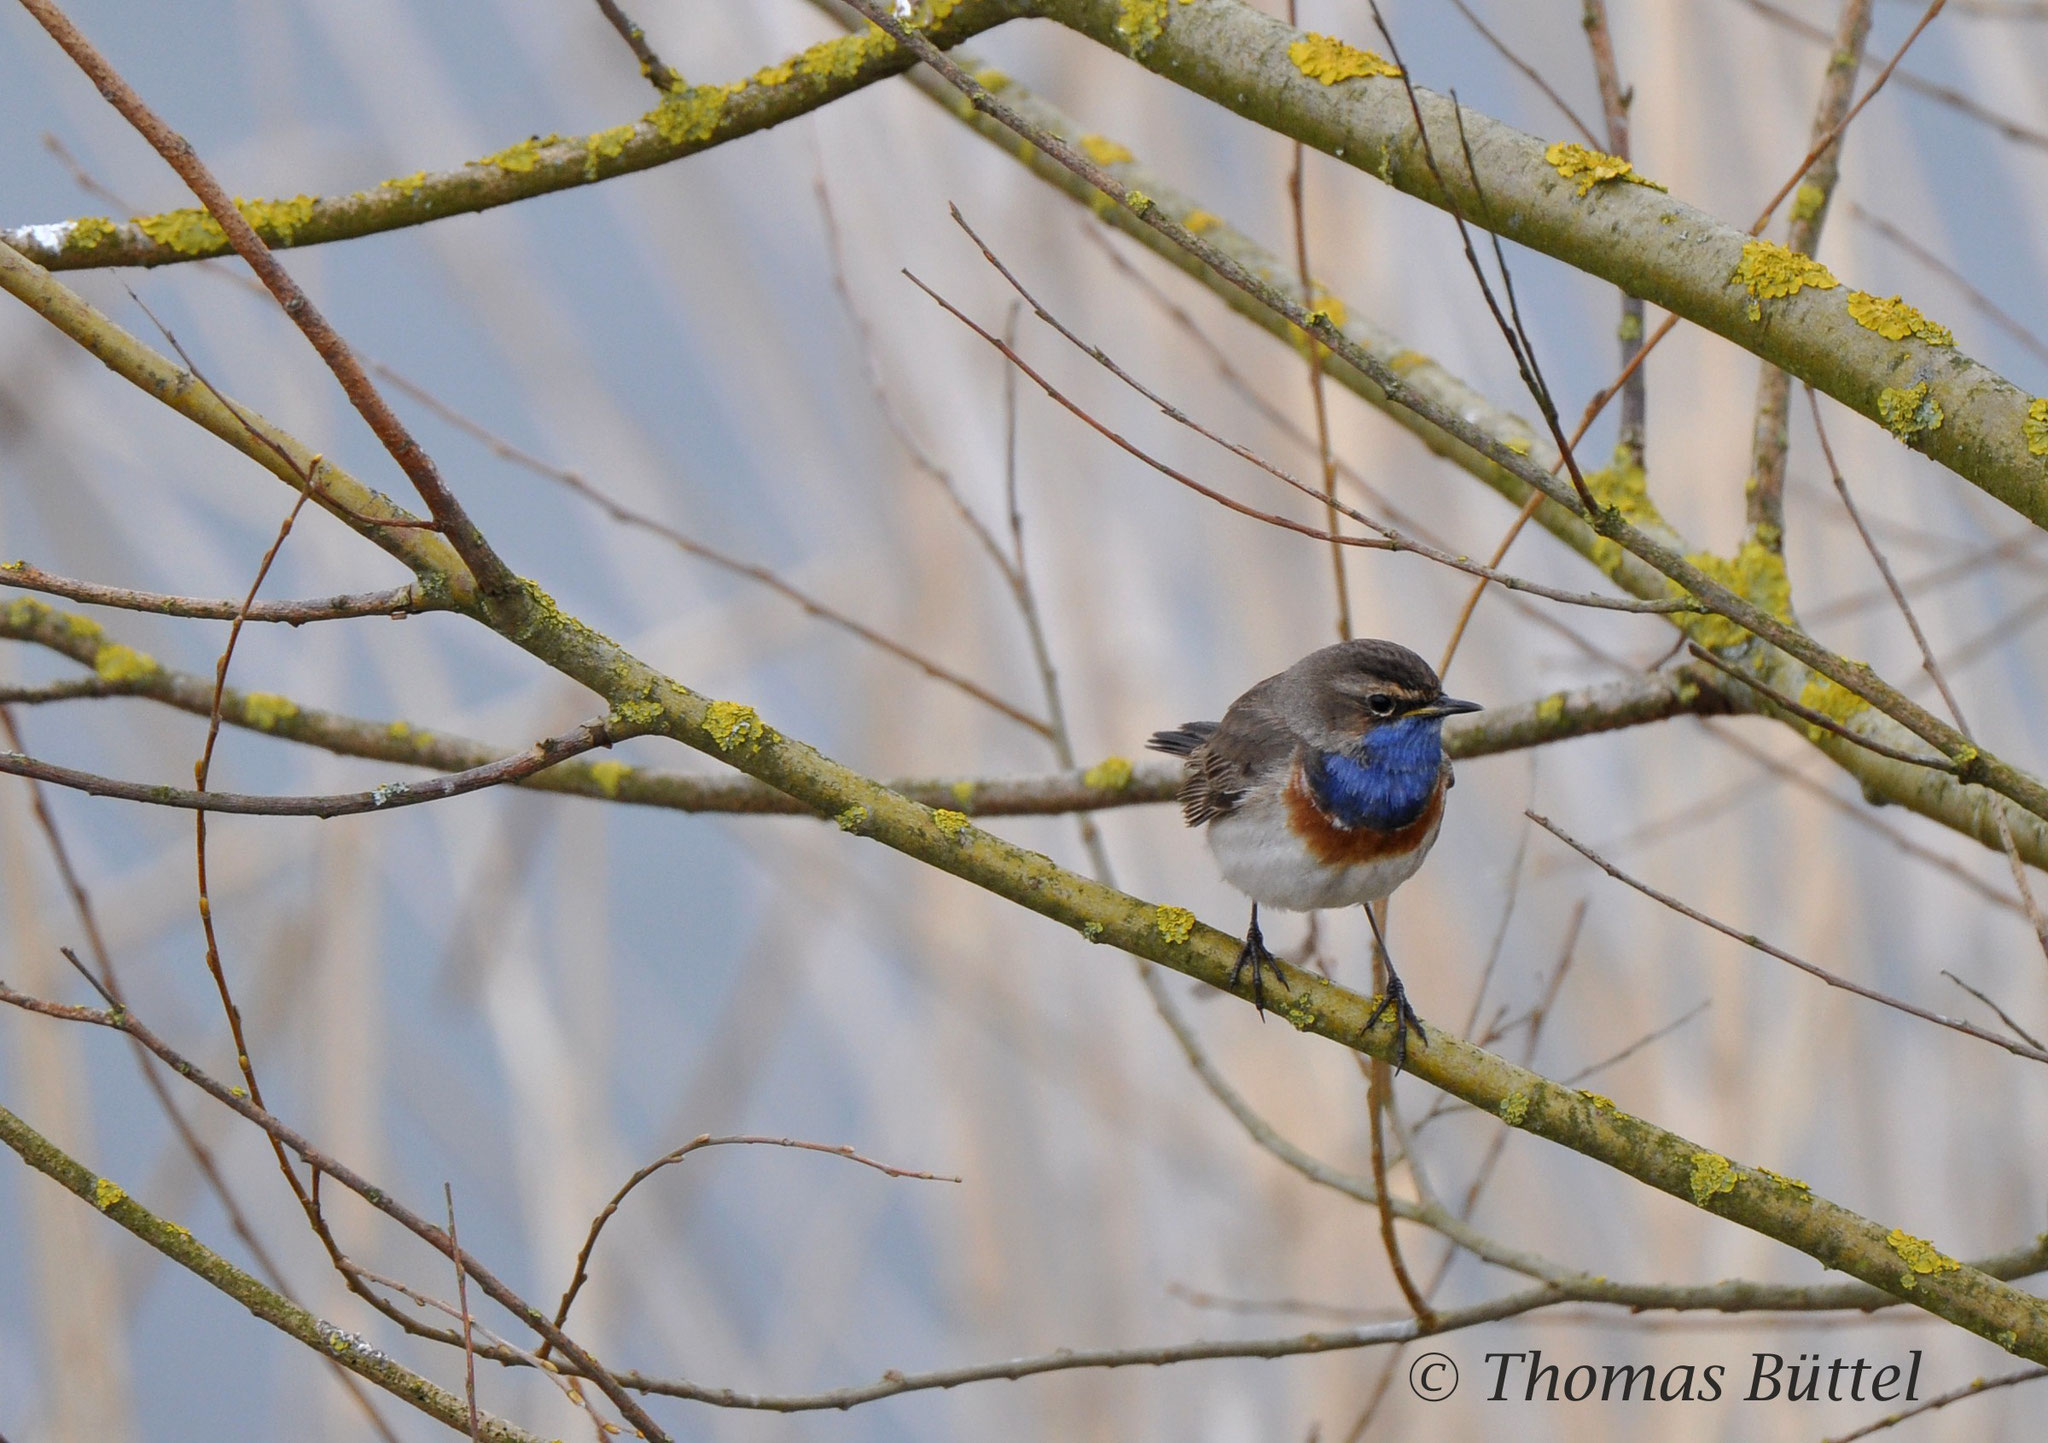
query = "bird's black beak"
xmin=1415 ymin=696 xmax=1483 ymax=718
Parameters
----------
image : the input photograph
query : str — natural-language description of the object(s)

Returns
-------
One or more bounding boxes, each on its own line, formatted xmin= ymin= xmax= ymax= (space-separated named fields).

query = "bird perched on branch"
xmin=1147 ymin=639 xmax=1480 ymax=1068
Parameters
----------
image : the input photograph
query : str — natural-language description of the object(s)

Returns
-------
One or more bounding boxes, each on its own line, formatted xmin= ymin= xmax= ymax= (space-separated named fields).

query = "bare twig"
xmin=372 ymin=362 xmax=1052 ymax=737
xmin=1528 ymin=811 xmax=2048 ymax=1064
xmin=592 ymin=0 xmax=679 ymax=93
xmin=1805 ymin=386 xmax=2048 ymax=958
xmin=1846 ymin=202 xmax=2048 ymax=366
xmin=0 ymin=718 xmax=617 ymax=817
xmin=1941 ymin=971 xmax=2046 ymax=1050
xmin=1446 ymin=0 xmax=1600 ymax=144
xmin=1684 ymin=644 xmax=1958 ymax=772
xmin=542 ymin=1134 xmax=957 ymax=1356
xmin=1 ymin=563 xmax=424 ymax=624
xmin=446 ymin=1184 xmax=481 ymax=1443
xmin=1820 ymin=1364 xmax=2048 ymax=1442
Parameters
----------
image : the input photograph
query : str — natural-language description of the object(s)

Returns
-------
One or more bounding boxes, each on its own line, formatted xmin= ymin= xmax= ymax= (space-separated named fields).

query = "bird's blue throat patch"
xmin=1305 ymin=716 xmax=1443 ymax=831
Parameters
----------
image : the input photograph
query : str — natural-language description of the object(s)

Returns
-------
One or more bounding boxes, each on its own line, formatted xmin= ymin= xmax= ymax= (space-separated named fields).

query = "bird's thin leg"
xmin=1361 ymin=902 xmax=1427 ymax=1070
xmin=1231 ymin=902 xmax=1289 ymax=1017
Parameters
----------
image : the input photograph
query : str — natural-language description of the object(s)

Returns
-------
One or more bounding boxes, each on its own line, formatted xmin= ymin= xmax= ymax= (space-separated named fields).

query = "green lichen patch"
xmin=93 ymin=1177 xmax=126 ymax=1211
xmin=1846 ymin=292 xmax=1953 ymax=346
xmin=1683 ymin=540 xmax=1791 ymax=651
xmin=1083 ymin=755 xmax=1134 ymax=791
xmin=237 ymin=194 xmax=318 ymax=243
xmin=64 ymin=216 xmax=118 ymax=252
xmin=1759 ymin=1167 xmax=1812 ymax=1194
xmin=1543 ymin=141 xmax=1666 ymax=198
xmin=797 ymin=29 xmax=886 ymax=84
xmin=587 ymin=759 xmax=631 ymax=799
xmin=1535 ymin=692 xmax=1567 ymax=726
xmin=947 ymin=780 xmax=975 ymax=810
xmin=1791 ymin=182 xmax=1827 ymax=222
xmin=1877 ymin=382 xmax=1943 ymax=441
xmin=648 ymin=86 xmax=731 ymax=146
xmin=975 ymin=67 xmax=1011 ymax=92
xmin=1498 ymin=1091 xmax=1531 ymax=1126
xmin=480 ymin=135 xmax=564 ymax=174
xmin=584 ymin=124 xmax=637 ymax=178
xmin=1580 ymin=1091 xmax=1616 ymax=1111
xmin=1080 ymin=920 xmax=1106 ymax=942
xmin=93 ymin=644 xmax=160 ymax=684
xmin=1796 ymin=671 xmax=1867 ymax=741
xmin=1278 ymin=997 xmax=1318 ymax=1031
xmin=702 ymin=699 xmax=767 ymax=753
xmin=1887 ymin=1228 xmax=1961 ymax=1276
xmin=1116 ymin=0 xmax=1194 ymax=54
xmin=134 ymin=207 xmax=227 ymax=256
xmin=1079 ymin=134 xmax=1134 ymax=166
xmin=1288 ymin=32 xmax=1401 ymax=83
xmin=1731 ymin=239 xmax=1838 ymax=301
xmin=240 ymin=692 xmax=300 ymax=732
xmin=1184 ymin=209 xmax=1220 ymax=234
xmin=932 ymin=808 xmax=972 ymax=840
xmin=611 ymin=698 xmax=663 ymax=731
xmin=2025 ymin=398 xmax=2048 ymax=458
xmin=835 ymin=804 xmax=871 ymax=833
xmin=1153 ymin=904 xmax=1197 ymax=945
xmin=381 ymin=171 xmax=429 ymax=196
xmin=1688 ymin=1152 xmax=1740 ymax=1207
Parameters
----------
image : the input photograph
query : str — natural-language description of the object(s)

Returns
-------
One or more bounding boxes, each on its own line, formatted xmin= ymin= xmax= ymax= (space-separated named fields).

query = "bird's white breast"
xmin=1205 ymin=791 xmax=1443 ymax=912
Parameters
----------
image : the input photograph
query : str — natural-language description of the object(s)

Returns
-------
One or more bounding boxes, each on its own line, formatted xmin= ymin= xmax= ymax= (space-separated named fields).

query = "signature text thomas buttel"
xmin=1482 ymin=1349 xmax=1926 ymax=1404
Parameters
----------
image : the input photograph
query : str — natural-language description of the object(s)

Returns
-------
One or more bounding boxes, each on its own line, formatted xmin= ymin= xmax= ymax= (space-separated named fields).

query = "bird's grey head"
xmin=1276 ymin=639 xmax=1482 ymax=751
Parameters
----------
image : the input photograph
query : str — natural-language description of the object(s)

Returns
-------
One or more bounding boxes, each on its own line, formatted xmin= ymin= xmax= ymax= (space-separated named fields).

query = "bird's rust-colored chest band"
xmin=1282 ymin=768 xmax=1445 ymax=866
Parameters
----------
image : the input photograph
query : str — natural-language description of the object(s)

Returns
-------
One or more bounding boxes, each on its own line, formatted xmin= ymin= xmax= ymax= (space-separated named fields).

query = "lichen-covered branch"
xmin=1022 ymin=0 xmax=2048 ymax=536
xmin=0 ymin=1102 xmax=549 ymax=1442
xmin=2 ymin=1 xmax=1023 ymax=271
xmin=0 ymin=592 xmax=1723 ymax=816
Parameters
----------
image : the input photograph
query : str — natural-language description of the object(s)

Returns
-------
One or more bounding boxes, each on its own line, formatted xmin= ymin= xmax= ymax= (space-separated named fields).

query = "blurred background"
xmin=2 ymin=0 xmax=2046 ymax=1437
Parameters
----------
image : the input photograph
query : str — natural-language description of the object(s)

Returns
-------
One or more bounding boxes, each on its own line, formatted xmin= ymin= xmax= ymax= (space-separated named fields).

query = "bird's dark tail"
xmin=1145 ymin=721 xmax=1218 ymax=757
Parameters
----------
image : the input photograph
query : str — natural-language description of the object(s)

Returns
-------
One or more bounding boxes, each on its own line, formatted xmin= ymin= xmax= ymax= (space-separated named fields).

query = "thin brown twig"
xmin=19 ymin=0 xmax=512 ymax=594
xmin=0 ymin=562 xmax=424 ymax=624
xmin=1564 ymin=998 xmax=1713 ymax=1085
xmin=1820 ymin=1364 xmax=2048 ymax=1443
xmin=1284 ymin=0 xmax=1352 ymax=642
xmin=541 ymin=1134 xmax=958 ymax=1358
xmin=592 ymin=0 xmax=679 ymax=93
xmin=1446 ymin=0 xmax=1600 ymax=144
xmin=1684 ymin=644 xmax=1958 ymax=772
xmin=1941 ymin=971 xmax=2046 ymax=1050
xmin=1845 ymin=202 xmax=2048 ymax=366
xmin=371 ymin=361 xmax=1052 ymax=737
xmin=914 ymin=227 xmax=1691 ymax=614
xmin=1741 ymin=0 xmax=2048 ymax=156
xmin=1805 ymin=386 xmax=2048 ymax=957
xmin=1580 ymin=0 xmax=1647 ymax=468
xmin=1528 ymin=810 xmax=2048 ymax=1063
xmin=446 ymin=1184 xmax=481 ymax=1443
xmin=0 ymin=718 xmax=617 ymax=817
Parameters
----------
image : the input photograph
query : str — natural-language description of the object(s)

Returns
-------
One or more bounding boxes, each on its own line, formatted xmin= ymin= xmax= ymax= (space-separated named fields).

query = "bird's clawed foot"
xmin=1232 ymin=905 xmax=1290 ymax=1018
xmin=1363 ymin=968 xmax=1427 ymax=1073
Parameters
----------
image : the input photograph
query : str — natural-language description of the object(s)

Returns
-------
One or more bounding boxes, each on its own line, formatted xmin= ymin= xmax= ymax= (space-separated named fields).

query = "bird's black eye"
xmin=1367 ymin=693 xmax=1397 ymax=717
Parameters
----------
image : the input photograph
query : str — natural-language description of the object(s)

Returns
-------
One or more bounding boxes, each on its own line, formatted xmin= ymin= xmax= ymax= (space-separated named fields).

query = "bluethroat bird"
xmin=1147 ymin=639 xmax=1481 ymax=1068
